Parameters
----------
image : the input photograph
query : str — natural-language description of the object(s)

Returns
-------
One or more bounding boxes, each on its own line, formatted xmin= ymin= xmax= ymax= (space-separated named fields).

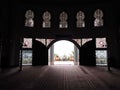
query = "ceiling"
xmin=17 ymin=0 xmax=115 ymax=4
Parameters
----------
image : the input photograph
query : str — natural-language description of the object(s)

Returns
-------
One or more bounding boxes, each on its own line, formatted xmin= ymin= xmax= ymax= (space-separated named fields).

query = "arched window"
xmin=59 ymin=12 xmax=68 ymax=28
xmin=94 ymin=9 xmax=104 ymax=27
xmin=42 ymin=11 xmax=51 ymax=28
xmin=25 ymin=10 xmax=34 ymax=27
xmin=76 ymin=11 xmax=85 ymax=28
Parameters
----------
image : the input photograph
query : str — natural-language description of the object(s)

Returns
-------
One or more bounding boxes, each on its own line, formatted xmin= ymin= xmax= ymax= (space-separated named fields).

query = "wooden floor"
xmin=0 ymin=65 xmax=120 ymax=90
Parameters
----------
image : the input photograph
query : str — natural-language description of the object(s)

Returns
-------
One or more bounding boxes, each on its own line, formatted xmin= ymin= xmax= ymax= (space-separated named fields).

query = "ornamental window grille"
xmin=96 ymin=38 xmax=107 ymax=48
xmin=25 ymin=10 xmax=34 ymax=27
xmin=76 ymin=11 xmax=85 ymax=28
xmin=94 ymin=9 xmax=104 ymax=27
xmin=59 ymin=12 xmax=68 ymax=28
xmin=43 ymin=11 xmax=51 ymax=28
xmin=23 ymin=38 xmax=32 ymax=48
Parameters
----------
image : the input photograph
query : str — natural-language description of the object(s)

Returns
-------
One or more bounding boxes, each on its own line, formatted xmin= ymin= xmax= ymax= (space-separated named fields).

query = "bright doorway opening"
xmin=48 ymin=40 xmax=79 ymax=65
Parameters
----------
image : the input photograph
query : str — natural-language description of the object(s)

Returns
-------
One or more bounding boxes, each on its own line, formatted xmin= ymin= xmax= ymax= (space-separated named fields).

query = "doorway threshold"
xmin=54 ymin=61 xmax=74 ymax=65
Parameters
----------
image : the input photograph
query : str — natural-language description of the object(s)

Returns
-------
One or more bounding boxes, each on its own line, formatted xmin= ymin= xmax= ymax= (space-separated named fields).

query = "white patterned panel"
xmin=82 ymin=38 xmax=92 ymax=45
xmin=35 ymin=39 xmax=46 ymax=45
xmin=23 ymin=38 xmax=32 ymax=48
xmin=96 ymin=38 xmax=107 ymax=48
xmin=47 ymin=39 xmax=54 ymax=46
xmin=73 ymin=39 xmax=81 ymax=46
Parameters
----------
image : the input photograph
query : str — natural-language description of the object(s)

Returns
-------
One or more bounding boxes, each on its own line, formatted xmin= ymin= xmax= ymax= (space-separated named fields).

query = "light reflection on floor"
xmin=54 ymin=61 xmax=74 ymax=65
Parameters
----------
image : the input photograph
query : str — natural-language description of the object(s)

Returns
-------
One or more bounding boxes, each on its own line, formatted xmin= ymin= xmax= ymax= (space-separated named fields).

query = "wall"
xmin=1 ymin=0 xmax=120 ymax=68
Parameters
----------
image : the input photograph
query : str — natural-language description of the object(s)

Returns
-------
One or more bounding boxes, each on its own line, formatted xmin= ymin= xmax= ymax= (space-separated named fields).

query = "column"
xmin=49 ymin=45 xmax=54 ymax=65
xmin=74 ymin=45 xmax=79 ymax=65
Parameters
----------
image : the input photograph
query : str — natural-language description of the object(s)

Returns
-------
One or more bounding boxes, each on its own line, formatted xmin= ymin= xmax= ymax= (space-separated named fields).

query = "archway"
xmin=48 ymin=40 xmax=79 ymax=65
xmin=21 ymin=38 xmax=101 ymax=66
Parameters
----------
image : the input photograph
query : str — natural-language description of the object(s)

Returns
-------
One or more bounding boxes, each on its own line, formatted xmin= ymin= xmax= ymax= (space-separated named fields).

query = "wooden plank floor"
xmin=0 ymin=65 xmax=120 ymax=90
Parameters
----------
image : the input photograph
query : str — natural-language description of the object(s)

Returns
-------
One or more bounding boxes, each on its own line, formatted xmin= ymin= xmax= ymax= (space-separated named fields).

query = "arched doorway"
xmin=48 ymin=40 xmax=79 ymax=65
xmin=28 ymin=38 xmax=102 ymax=66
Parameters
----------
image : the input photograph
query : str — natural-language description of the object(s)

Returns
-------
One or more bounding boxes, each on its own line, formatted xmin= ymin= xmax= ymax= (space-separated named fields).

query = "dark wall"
xmin=0 ymin=0 xmax=10 ymax=67
xmin=17 ymin=2 xmax=111 ymax=38
xmin=80 ymin=40 xmax=96 ymax=66
xmin=0 ymin=33 xmax=1 ymax=66
xmin=33 ymin=39 xmax=48 ymax=65
xmin=118 ymin=27 xmax=120 ymax=67
xmin=1 ymin=0 xmax=120 ymax=68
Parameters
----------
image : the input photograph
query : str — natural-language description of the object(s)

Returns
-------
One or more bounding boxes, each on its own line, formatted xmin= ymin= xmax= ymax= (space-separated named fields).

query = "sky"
xmin=54 ymin=40 xmax=74 ymax=57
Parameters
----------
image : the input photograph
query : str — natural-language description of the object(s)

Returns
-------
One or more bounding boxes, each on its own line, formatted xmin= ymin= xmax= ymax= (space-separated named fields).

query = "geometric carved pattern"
xmin=23 ymin=38 xmax=32 ymax=48
xmin=43 ymin=11 xmax=51 ymax=28
xmin=76 ymin=11 xmax=85 ymax=28
xmin=25 ymin=10 xmax=34 ymax=27
xmin=59 ymin=11 xmax=68 ymax=28
xmin=94 ymin=9 xmax=104 ymax=27
xmin=96 ymin=38 xmax=107 ymax=48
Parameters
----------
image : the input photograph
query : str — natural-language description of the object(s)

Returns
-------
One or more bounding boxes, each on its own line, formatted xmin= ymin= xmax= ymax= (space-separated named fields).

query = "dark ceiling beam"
xmin=12 ymin=0 xmax=115 ymax=6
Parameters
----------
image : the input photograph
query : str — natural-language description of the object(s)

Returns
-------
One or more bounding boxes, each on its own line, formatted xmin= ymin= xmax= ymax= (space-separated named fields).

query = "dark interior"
xmin=0 ymin=0 xmax=120 ymax=68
